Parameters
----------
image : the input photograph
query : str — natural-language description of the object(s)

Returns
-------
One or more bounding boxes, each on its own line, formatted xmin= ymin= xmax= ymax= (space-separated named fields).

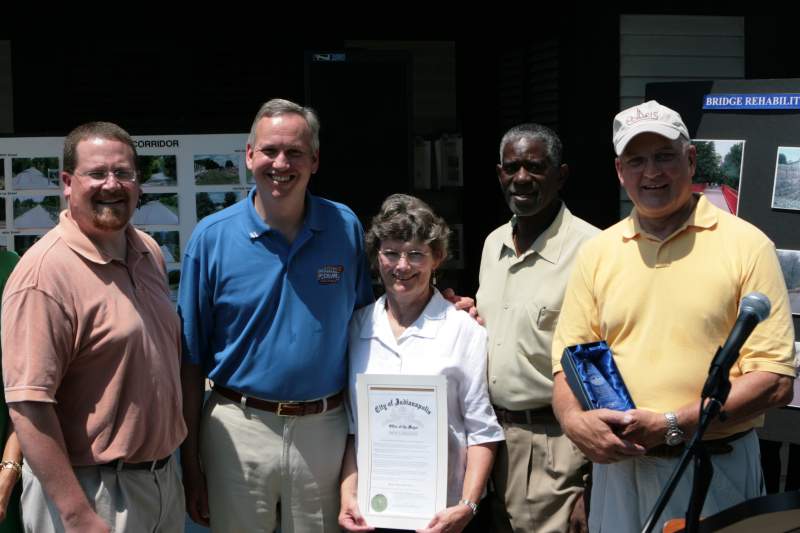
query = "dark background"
xmin=8 ymin=17 xmax=800 ymax=295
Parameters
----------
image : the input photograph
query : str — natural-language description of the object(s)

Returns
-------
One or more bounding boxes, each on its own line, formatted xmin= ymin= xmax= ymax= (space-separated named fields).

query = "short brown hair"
xmin=365 ymin=194 xmax=450 ymax=268
xmin=63 ymin=122 xmax=138 ymax=174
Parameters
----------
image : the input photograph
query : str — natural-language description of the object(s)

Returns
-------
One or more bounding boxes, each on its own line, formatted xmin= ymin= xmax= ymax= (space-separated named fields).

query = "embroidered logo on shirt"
xmin=317 ymin=265 xmax=344 ymax=284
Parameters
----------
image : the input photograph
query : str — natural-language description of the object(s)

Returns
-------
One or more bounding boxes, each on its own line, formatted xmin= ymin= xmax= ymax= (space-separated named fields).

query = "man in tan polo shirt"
xmin=477 ymin=123 xmax=599 ymax=533
xmin=2 ymin=122 xmax=186 ymax=532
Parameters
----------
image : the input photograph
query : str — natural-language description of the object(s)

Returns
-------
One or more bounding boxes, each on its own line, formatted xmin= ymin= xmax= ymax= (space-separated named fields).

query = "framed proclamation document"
xmin=356 ymin=373 xmax=448 ymax=530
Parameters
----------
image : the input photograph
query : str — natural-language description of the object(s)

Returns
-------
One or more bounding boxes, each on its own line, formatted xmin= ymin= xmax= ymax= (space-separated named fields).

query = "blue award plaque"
xmin=561 ymin=341 xmax=635 ymax=411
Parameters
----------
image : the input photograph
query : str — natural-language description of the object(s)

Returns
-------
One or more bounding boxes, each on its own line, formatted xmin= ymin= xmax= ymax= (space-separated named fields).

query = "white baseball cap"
xmin=612 ymin=100 xmax=689 ymax=155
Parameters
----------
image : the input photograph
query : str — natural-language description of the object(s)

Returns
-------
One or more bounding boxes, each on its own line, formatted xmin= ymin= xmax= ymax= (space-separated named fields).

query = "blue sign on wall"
xmin=703 ymin=94 xmax=800 ymax=110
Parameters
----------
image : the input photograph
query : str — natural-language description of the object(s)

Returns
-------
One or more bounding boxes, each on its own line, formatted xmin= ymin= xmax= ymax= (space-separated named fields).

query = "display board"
xmin=647 ymin=79 xmax=800 ymax=333
xmin=0 ymin=133 xmax=248 ymax=300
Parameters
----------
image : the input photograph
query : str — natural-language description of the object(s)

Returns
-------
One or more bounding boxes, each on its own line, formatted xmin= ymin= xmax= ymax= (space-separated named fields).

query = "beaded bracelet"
xmin=0 ymin=461 xmax=22 ymax=480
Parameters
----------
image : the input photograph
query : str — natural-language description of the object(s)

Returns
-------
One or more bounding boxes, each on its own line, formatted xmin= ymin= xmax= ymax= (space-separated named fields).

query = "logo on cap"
xmin=626 ymin=109 xmax=660 ymax=125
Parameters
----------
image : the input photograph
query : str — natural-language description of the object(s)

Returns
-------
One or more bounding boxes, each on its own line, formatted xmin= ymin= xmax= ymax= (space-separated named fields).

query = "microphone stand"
xmin=641 ymin=346 xmax=731 ymax=533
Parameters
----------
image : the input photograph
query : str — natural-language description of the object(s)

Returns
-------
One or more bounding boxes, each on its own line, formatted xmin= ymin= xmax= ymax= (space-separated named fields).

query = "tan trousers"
xmin=201 ymin=391 xmax=348 ymax=533
xmin=21 ymin=455 xmax=184 ymax=533
xmin=491 ymin=420 xmax=588 ymax=533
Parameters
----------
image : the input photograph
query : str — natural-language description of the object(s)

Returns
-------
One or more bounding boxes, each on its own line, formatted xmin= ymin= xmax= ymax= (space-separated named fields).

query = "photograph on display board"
xmin=13 ymin=195 xmax=60 ymax=229
xmin=196 ymin=191 xmax=240 ymax=221
xmin=11 ymin=157 xmax=60 ymax=190
xmin=0 ymin=158 xmax=5 ymax=189
xmin=777 ymin=249 xmax=800 ymax=316
xmin=772 ymin=146 xmax=800 ymax=211
xmin=137 ymin=155 xmax=177 ymax=187
xmin=690 ymin=140 xmax=744 ymax=215
xmin=0 ymin=199 xmax=5 ymax=229
xmin=14 ymin=234 xmax=42 ymax=256
xmin=133 ymin=193 xmax=179 ymax=225
xmin=194 ymin=154 xmax=240 ymax=185
xmin=146 ymin=230 xmax=180 ymax=264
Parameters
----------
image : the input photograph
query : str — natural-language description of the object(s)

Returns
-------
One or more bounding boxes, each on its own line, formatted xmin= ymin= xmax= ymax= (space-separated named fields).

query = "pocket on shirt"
xmin=525 ymin=304 xmax=561 ymax=332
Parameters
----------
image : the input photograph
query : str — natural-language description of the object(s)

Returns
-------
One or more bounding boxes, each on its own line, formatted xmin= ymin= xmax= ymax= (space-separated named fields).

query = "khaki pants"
xmin=491 ymin=420 xmax=588 ymax=533
xmin=21 ymin=455 xmax=184 ymax=533
xmin=201 ymin=391 xmax=348 ymax=533
xmin=590 ymin=430 xmax=763 ymax=532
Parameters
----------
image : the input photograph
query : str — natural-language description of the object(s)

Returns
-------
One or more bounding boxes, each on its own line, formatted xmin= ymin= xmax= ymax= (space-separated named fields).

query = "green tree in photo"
xmin=196 ymin=192 xmax=214 ymax=220
xmin=12 ymin=157 xmax=59 ymax=176
xmin=196 ymin=158 xmax=221 ymax=170
xmin=223 ymin=192 xmax=238 ymax=207
xmin=163 ymin=156 xmax=177 ymax=177
xmin=15 ymin=199 xmax=35 ymax=211
xmin=42 ymin=196 xmax=61 ymax=217
xmin=720 ymin=143 xmax=743 ymax=188
xmin=159 ymin=194 xmax=179 ymax=214
xmin=693 ymin=142 xmax=723 ymax=184
xmin=137 ymin=156 xmax=177 ymax=184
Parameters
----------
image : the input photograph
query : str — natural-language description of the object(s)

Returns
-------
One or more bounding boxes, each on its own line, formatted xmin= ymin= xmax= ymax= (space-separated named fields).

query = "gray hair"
xmin=248 ymin=98 xmax=321 ymax=153
xmin=499 ymin=123 xmax=562 ymax=166
xmin=365 ymin=194 xmax=451 ymax=267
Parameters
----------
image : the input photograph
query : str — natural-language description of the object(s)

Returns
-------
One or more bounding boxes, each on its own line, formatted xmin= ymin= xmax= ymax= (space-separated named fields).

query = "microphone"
xmin=702 ymin=292 xmax=771 ymax=399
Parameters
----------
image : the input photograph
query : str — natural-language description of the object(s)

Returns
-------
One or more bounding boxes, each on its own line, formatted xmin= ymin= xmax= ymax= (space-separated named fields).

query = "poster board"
xmin=0 ymin=133 xmax=248 ymax=298
xmin=646 ymin=79 xmax=800 ymax=412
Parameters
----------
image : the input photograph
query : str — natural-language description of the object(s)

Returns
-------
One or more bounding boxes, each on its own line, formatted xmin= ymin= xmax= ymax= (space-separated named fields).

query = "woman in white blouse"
xmin=339 ymin=194 xmax=503 ymax=533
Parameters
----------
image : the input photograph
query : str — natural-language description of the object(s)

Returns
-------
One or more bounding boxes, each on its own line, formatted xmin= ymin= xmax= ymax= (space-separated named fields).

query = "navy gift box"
xmin=560 ymin=341 xmax=635 ymax=411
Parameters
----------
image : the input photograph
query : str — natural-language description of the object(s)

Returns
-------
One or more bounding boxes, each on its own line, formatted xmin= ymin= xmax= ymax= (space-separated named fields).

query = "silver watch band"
xmin=459 ymin=498 xmax=478 ymax=515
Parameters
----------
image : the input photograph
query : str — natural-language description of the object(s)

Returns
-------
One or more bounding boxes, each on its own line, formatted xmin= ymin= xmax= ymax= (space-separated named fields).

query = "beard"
xmin=90 ymin=194 xmax=133 ymax=232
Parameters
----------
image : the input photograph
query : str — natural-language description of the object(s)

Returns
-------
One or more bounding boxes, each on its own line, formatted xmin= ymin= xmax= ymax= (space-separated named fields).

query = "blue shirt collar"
xmin=243 ymin=187 xmax=325 ymax=240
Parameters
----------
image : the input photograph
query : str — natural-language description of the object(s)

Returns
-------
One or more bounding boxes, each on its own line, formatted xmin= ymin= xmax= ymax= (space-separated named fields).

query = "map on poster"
xmin=0 ymin=134 xmax=249 ymax=269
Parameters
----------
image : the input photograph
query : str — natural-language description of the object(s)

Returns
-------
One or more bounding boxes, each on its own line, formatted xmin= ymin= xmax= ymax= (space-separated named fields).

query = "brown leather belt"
xmin=493 ymin=405 xmax=557 ymax=425
xmin=213 ymin=384 xmax=343 ymax=416
xmin=98 ymin=456 xmax=171 ymax=471
xmin=646 ymin=429 xmax=752 ymax=459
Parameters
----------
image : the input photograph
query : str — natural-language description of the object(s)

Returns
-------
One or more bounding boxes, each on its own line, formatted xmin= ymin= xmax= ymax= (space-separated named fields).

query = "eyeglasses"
xmin=500 ymin=160 xmax=549 ymax=176
xmin=76 ymin=168 xmax=137 ymax=183
xmin=379 ymin=249 xmax=430 ymax=266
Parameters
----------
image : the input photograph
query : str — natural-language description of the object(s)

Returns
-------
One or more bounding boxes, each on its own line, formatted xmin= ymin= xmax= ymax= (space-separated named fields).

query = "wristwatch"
xmin=664 ymin=412 xmax=684 ymax=446
xmin=459 ymin=498 xmax=478 ymax=516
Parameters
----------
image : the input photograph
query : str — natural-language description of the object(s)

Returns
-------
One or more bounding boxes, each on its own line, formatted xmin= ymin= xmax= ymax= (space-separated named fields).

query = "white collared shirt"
xmin=347 ymin=289 xmax=504 ymax=505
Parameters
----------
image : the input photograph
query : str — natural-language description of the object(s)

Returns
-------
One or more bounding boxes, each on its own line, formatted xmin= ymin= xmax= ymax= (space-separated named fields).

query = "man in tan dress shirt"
xmin=477 ymin=123 xmax=599 ymax=533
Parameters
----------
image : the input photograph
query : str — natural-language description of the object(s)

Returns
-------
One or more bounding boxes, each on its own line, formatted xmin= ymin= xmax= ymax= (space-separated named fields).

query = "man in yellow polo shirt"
xmin=551 ymin=100 xmax=796 ymax=531
xmin=478 ymin=123 xmax=599 ymax=532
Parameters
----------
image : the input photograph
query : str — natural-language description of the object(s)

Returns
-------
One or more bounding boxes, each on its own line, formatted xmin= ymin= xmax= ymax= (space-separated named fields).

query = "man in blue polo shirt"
xmin=179 ymin=98 xmax=374 ymax=532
